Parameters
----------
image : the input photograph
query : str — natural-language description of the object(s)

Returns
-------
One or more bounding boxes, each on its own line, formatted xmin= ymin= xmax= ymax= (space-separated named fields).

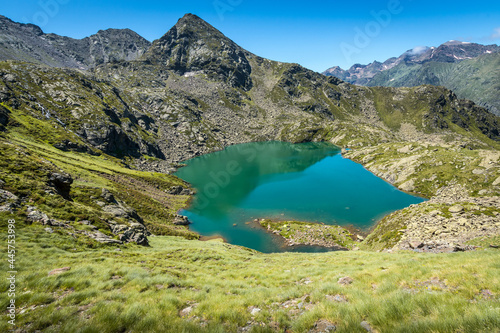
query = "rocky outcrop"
xmin=53 ymin=140 xmax=100 ymax=156
xmin=395 ymin=187 xmax=500 ymax=252
xmin=172 ymin=214 xmax=191 ymax=226
xmin=0 ymin=188 xmax=19 ymax=212
xmin=48 ymin=172 xmax=73 ymax=199
xmin=118 ymin=222 xmax=149 ymax=246
xmin=365 ymin=185 xmax=500 ymax=252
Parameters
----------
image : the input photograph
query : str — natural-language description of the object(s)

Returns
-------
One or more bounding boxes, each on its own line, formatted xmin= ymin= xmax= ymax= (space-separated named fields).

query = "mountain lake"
xmin=175 ymin=141 xmax=426 ymax=253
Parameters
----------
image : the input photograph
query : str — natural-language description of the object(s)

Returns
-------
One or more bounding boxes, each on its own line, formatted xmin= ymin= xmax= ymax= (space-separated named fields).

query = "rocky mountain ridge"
xmin=0 ymin=15 xmax=151 ymax=69
xmin=323 ymin=41 xmax=499 ymax=84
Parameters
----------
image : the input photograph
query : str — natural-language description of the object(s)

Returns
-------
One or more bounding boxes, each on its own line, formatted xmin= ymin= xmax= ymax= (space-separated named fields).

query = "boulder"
xmin=48 ymin=172 xmax=73 ymax=199
xmin=168 ymin=185 xmax=183 ymax=195
xmin=409 ymin=241 xmax=423 ymax=249
xmin=449 ymin=205 xmax=464 ymax=213
xmin=119 ymin=223 xmax=149 ymax=246
xmin=173 ymin=214 xmax=191 ymax=225
xmin=338 ymin=276 xmax=353 ymax=285
xmin=250 ymin=307 xmax=261 ymax=316
xmin=86 ymin=230 xmax=122 ymax=244
xmin=309 ymin=320 xmax=336 ymax=333
xmin=102 ymin=204 xmax=142 ymax=222
xmin=101 ymin=188 xmax=116 ymax=203
xmin=26 ymin=207 xmax=51 ymax=225
xmin=180 ymin=305 xmax=195 ymax=317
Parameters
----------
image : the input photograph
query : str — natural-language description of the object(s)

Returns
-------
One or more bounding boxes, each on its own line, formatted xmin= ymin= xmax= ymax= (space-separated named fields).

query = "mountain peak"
xmin=142 ymin=14 xmax=253 ymax=90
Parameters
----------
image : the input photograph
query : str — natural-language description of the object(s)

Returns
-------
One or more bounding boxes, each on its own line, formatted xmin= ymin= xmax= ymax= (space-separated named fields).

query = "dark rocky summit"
xmin=142 ymin=14 xmax=253 ymax=90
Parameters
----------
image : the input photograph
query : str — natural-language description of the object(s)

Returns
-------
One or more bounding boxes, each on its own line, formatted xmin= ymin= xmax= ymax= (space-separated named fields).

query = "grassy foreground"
xmin=1 ymin=218 xmax=499 ymax=333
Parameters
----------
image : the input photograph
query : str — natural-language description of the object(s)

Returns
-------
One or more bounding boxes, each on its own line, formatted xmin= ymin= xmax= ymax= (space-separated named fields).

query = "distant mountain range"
xmin=323 ymin=41 xmax=500 ymax=115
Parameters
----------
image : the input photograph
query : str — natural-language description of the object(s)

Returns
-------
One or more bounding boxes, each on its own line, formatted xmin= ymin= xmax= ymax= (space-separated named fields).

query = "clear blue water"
xmin=175 ymin=141 xmax=425 ymax=253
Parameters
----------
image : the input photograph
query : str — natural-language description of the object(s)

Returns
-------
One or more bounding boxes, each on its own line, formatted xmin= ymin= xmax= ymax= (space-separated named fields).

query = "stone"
xmin=110 ymin=224 xmax=129 ymax=235
xmin=472 ymin=169 xmax=484 ymax=175
xmin=26 ymin=209 xmax=51 ymax=225
xmin=0 ymin=189 xmax=18 ymax=202
xmin=338 ymin=276 xmax=353 ymax=285
xmin=326 ymin=294 xmax=348 ymax=303
xmin=87 ymin=230 xmax=123 ymax=245
xmin=48 ymin=267 xmax=71 ymax=276
xmin=309 ymin=319 xmax=336 ymax=333
xmin=119 ymin=224 xmax=149 ymax=246
xmin=250 ymin=307 xmax=261 ymax=316
xmin=397 ymin=145 xmax=412 ymax=154
xmin=360 ymin=321 xmax=373 ymax=332
xmin=101 ymin=188 xmax=116 ymax=203
xmin=173 ymin=214 xmax=191 ymax=225
xmin=168 ymin=185 xmax=184 ymax=195
xmin=409 ymin=241 xmax=423 ymax=249
xmin=493 ymin=176 xmax=500 ymax=186
xmin=48 ymin=172 xmax=73 ymax=199
xmin=44 ymin=227 xmax=54 ymax=233
xmin=180 ymin=306 xmax=195 ymax=317
xmin=429 ymin=210 xmax=441 ymax=217
xmin=449 ymin=205 xmax=464 ymax=213
xmin=356 ymin=235 xmax=365 ymax=241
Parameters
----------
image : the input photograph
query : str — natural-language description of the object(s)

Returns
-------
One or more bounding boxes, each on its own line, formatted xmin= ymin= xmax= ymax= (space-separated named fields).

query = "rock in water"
xmin=173 ymin=214 xmax=191 ymax=225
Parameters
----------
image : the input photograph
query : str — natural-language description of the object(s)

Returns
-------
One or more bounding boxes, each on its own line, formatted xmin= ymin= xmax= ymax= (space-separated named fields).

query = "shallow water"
xmin=175 ymin=141 xmax=425 ymax=253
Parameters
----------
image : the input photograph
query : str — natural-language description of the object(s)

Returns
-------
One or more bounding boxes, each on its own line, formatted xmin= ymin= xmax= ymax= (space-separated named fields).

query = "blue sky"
xmin=2 ymin=0 xmax=500 ymax=72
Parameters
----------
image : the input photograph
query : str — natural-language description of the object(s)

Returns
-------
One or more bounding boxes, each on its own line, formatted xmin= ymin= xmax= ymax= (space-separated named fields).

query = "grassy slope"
xmin=1 ymin=221 xmax=499 ymax=333
xmin=0 ymin=131 xmax=197 ymax=239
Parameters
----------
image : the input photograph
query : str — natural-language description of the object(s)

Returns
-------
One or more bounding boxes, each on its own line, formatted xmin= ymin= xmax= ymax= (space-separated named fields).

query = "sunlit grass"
xmin=1 ymin=219 xmax=499 ymax=332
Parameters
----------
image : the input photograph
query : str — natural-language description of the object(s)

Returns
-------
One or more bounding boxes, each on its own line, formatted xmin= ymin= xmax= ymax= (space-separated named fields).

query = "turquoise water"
xmin=175 ymin=141 xmax=425 ymax=253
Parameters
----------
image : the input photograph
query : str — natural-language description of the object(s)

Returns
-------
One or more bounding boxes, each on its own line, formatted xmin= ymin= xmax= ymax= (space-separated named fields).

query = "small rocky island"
xmin=259 ymin=219 xmax=359 ymax=250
